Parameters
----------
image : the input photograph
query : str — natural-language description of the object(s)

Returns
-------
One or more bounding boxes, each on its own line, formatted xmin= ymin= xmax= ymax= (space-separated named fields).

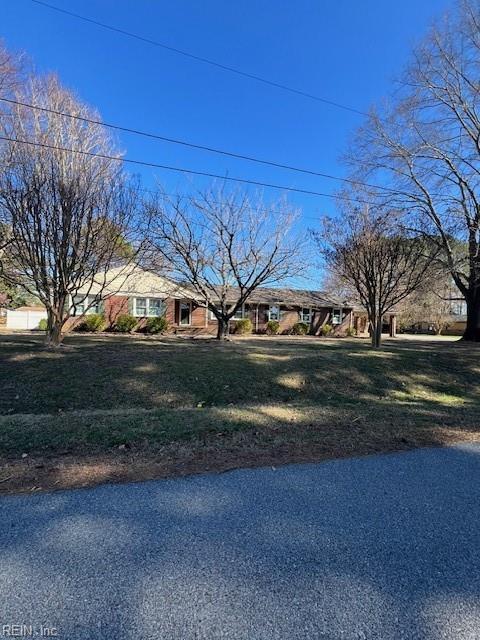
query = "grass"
xmin=0 ymin=332 xmax=479 ymax=493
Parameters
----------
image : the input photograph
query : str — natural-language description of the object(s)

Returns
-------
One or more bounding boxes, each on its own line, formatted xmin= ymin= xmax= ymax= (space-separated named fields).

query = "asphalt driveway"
xmin=1 ymin=445 xmax=479 ymax=639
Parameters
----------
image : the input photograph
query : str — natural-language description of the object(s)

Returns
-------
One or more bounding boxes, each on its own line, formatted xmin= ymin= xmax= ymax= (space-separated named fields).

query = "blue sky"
xmin=2 ymin=0 xmax=453 ymax=283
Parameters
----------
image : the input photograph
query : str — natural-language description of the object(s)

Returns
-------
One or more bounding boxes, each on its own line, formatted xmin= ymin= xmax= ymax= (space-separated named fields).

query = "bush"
xmin=115 ymin=314 xmax=137 ymax=333
xmin=346 ymin=326 xmax=357 ymax=337
xmin=38 ymin=318 xmax=48 ymax=331
xmin=77 ymin=313 xmax=105 ymax=333
xmin=320 ymin=323 xmax=333 ymax=336
xmin=235 ymin=318 xmax=252 ymax=335
xmin=145 ymin=316 xmax=168 ymax=334
xmin=292 ymin=322 xmax=309 ymax=335
xmin=266 ymin=320 xmax=280 ymax=335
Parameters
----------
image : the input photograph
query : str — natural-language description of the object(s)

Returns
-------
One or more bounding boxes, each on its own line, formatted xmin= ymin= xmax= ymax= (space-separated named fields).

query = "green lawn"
xmin=0 ymin=333 xmax=479 ymax=491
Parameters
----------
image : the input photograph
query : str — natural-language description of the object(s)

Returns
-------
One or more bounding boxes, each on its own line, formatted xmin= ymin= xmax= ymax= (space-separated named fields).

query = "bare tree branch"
xmin=0 ymin=73 xmax=143 ymax=347
xmin=145 ymin=184 xmax=307 ymax=339
xmin=316 ymin=205 xmax=439 ymax=347
xmin=345 ymin=0 xmax=480 ymax=340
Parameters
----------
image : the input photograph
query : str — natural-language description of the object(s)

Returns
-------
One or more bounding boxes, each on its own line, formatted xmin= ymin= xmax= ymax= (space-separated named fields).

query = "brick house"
xmin=202 ymin=286 xmax=355 ymax=336
xmin=68 ymin=264 xmax=363 ymax=336
xmin=67 ymin=265 xmax=201 ymax=331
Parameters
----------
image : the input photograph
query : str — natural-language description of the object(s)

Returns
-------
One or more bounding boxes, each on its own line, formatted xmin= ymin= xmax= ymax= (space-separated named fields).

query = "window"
xmin=231 ymin=304 xmax=245 ymax=320
xmin=71 ymin=295 xmax=99 ymax=316
xmin=133 ymin=297 xmax=166 ymax=317
xmin=179 ymin=302 xmax=191 ymax=326
xmin=451 ymin=300 xmax=466 ymax=316
xmin=331 ymin=308 xmax=343 ymax=325
xmin=300 ymin=308 xmax=311 ymax=323
xmin=209 ymin=305 xmax=244 ymax=320
xmin=148 ymin=298 xmax=164 ymax=317
xmin=134 ymin=297 xmax=147 ymax=317
xmin=268 ymin=305 xmax=281 ymax=321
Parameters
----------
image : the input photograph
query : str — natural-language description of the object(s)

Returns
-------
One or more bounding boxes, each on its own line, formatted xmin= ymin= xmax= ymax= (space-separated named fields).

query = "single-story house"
xmin=68 ymin=265 xmax=397 ymax=337
xmin=65 ymin=265 xmax=201 ymax=332
xmin=199 ymin=285 xmax=355 ymax=336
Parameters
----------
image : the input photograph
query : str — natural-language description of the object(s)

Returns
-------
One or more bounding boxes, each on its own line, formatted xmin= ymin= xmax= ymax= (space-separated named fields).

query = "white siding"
xmin=6 ymin=309 xmax=47 ymax=330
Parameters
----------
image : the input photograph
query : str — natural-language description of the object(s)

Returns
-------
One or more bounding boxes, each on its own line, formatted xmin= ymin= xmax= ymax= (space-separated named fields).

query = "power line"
xmin=0 ymin=134 xmax=374 ymax=205
xmin=145 ymin=189 xmax=325 ymax=223
xmin=29 ymin=0 xmax=370 ymax=119
xmin=0 ymin=96 xmax=395 ymax=195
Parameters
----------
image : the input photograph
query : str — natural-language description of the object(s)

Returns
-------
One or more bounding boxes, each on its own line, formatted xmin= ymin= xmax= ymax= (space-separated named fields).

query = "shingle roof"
xmin=208 ymin=285 xmax=351 ymax=308
xmin=14 ymin=305 xmax=46 ymax=312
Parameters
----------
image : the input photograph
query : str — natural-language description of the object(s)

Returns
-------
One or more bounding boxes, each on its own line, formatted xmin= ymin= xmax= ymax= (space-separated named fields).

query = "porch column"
xmin=389 ymin=315 xmax=397 ymax=337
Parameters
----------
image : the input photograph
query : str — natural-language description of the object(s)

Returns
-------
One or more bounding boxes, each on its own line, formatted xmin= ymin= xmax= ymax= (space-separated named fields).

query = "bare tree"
xmin=318 ymin=206 xmax=438 ymax=347
xmin=0 ymin=74 xmax=141 ymax=347
xmin=145 ymin=186 xmax=306 ymax=339
xmin=0 ymin=41 xmax=25 ymax=254
xmin=0 ymin=40 xmax=25 ymax=112
xmin=347 ymin=0 xmax=480 ymax=340
xmin=399 ymin=285 xmax=455 ymax=335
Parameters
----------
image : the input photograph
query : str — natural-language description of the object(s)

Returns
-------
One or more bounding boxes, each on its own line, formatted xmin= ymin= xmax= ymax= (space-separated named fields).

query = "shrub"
xmin=235 ymin=318 xmax=252 ymax=335
xmin=78 ymin=313 xmax=105 ymax=333
xmin=320 ymin=323 xmax=333 ymax=336
xmin=266 ymin=320 xmax=280 ymax=335
xmin=145 ymin=316 xmax=168 ymax=334
xmin=38 ymin=318 xmax=48 ymax=331
xmin=346 ymin=326 xmax=357 ymax=337
xmin=115 ymin=313 xmax=137 ymax=333
xmin=292 ymin=322 xmax=309 ymax=335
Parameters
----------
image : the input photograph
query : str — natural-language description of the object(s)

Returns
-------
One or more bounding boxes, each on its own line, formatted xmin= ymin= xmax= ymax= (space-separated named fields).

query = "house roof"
xmin=209 ymin=285 xmax=351 ymax=309
xmin=12 ymin=305 xmax=46 ymax=312
xmin=78 ymin=264 xmax=194 ymax=299
xmin=86 ymin=265 xmax=354 ymax=309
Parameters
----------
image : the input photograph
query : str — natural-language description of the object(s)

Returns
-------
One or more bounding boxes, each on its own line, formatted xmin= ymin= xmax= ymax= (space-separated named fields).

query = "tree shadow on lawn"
xmin=0 ymin=332 xmax=478 ymax=416
xmin=0 ymin=333 xmax=478 ymax=464
xmin=1 ymin=444 xmax=480 ymax=639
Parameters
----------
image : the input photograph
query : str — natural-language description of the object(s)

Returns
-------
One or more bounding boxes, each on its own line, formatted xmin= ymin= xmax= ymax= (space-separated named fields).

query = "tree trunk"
xmin=45 ymin=308 xmax=65 ymax=348
xmin=462 ymin=292 xmax=480 ymax=341
xmin=371 ymin=314 xmax=382 ymax=348
xmin=216 ymin=317 xmax=230 ymax=340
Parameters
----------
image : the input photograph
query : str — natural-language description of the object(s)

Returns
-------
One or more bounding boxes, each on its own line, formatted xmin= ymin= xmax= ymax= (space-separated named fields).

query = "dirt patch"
xmin=1 ymin=424 xmax=479 ymax=495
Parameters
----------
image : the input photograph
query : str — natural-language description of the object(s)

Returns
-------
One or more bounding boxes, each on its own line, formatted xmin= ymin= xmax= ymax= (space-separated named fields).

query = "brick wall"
xmin=63 ymin=292 xmax=355 ymax=337
xmin=104 ymin=296 xmax=129 ymax=326
xmin=171 ymin=299 xmax=210 ymax=334
xmin=165 ymin=299 xmax=176 ymax=326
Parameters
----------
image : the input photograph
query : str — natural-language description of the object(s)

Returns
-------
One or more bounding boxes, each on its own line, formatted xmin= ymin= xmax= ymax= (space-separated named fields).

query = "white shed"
xmin=6 ymin=306 xmax=47 ymax=330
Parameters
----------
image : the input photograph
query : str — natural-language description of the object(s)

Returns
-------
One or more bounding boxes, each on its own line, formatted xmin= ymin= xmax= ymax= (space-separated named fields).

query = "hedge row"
xmin=51 ymin=314 xmax=350 ymax=336
xmin=75 ymin=313 xmax=169 ymax=334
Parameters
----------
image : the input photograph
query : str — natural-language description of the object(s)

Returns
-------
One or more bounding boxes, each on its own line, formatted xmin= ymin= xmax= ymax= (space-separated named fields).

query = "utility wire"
xmin=0 ymin=96 xmax=395 ymax=195
xmin=0 ymin=134 xmax=374 ymax=205
xmin=143 ymin=189 xmax=325 ymax=223
xmin=29 ymin=0 xmax=370 ymax=118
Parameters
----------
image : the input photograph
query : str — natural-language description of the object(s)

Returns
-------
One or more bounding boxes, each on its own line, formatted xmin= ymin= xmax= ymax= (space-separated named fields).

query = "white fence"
xmin=6 ymin=309 xmax=48 ymax=330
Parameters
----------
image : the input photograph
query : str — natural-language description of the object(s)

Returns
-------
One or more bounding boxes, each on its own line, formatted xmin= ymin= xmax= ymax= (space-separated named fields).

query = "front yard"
xmin=0 ymin=333 xmax=479 ymax=493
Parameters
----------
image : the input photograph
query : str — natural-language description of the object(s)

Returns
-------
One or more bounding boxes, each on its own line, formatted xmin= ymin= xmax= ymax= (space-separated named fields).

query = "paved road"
xmin=1 ymin=445 xmax=480 ymax=640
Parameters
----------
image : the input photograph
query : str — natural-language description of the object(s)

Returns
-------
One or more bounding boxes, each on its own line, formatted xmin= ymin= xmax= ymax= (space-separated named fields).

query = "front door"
xmin=179 ymin=302 xmax=191 ymax=326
